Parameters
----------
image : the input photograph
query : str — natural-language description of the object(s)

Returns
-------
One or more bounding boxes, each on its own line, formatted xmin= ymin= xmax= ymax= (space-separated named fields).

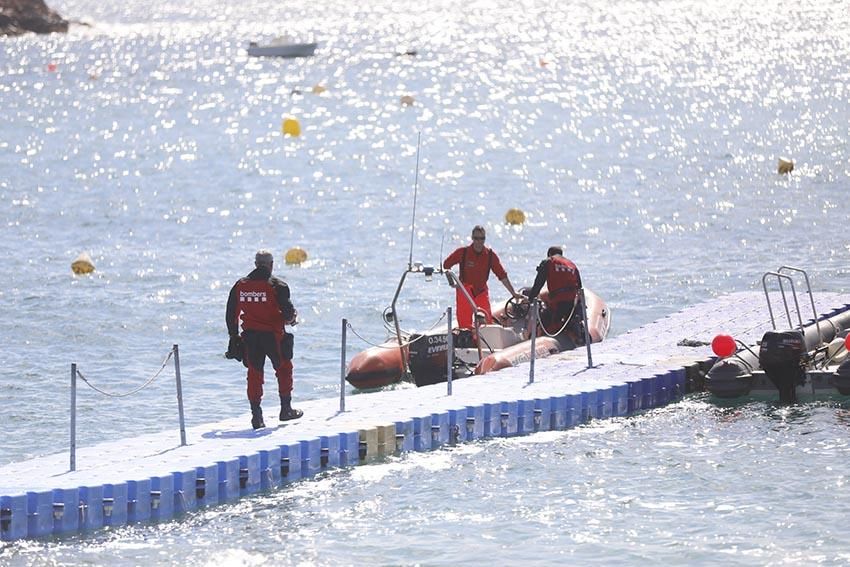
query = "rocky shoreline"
xmin=0 ymin=0 xmax=68 ymax=36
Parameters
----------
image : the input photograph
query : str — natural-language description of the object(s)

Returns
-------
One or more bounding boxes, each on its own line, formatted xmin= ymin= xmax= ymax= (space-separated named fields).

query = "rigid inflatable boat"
xmin=345 ymin=264 xmax=611 ymax=389
xmin=705 ymin=267 xmax=850 ymax=403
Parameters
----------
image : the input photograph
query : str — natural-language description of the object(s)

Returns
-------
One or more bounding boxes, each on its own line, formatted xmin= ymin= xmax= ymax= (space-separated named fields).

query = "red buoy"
xmin=711 ymin=334 xmax=737 ymax=358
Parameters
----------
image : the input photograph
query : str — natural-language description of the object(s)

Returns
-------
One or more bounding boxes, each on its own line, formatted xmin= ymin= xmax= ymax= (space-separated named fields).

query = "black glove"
xmin=285 ymin=307 xmax=298 ymax=326
xmin=225 ymin=335 xmax=244 ymax=361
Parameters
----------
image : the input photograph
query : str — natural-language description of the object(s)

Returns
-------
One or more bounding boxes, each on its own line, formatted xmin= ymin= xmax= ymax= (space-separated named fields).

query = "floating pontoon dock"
xmin=2 ymin=292 xmax=849 ymax=541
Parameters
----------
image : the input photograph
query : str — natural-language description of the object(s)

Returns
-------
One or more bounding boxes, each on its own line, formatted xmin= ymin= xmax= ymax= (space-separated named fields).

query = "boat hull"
xmin=345 ymin=342 xmax=406 ymax=390
xmin=474 ymin=336 xmax=564 ymax=375
xmin=247 ymin=42 xmax=317 ymax=58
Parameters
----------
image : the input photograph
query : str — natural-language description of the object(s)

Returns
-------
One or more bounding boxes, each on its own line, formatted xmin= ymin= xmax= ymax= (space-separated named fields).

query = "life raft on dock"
xmin=704 ymin=267 xmax=850 ymax=402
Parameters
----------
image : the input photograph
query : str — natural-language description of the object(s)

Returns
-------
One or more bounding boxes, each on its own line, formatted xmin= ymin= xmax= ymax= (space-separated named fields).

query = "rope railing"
xmin=345 ymin=311 xmax=448 ymax=349
xmin=75 ymin=350 xmax=174 ymax=398
xmin=537 ymin=301 xmax=578 ymax=339
xmin=69 ymin=344 xmax=186 ymax=472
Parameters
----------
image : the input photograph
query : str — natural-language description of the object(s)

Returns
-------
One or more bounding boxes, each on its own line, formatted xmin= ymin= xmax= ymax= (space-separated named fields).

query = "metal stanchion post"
xmin=529 ymin=300 xmax=538 ymax=383
xmin=70 ymin=363 xmax=77 ymax=472
xmin=580 ymin=290 xmax=593 ymax=368
xmin=447 ymin=307 xmax=453 ymax=395
xmin=173 ymin=345 xmax=187 ymax=446
xmin=340 ymin=318 xmax=347 ymax=412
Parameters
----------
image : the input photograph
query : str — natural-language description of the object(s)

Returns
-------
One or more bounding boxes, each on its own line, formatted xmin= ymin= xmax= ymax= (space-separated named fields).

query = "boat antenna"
xmin=407 ymin=132 xmax=422 ymax=271
xmin=438 ymin=230 xmax=446 ymax=273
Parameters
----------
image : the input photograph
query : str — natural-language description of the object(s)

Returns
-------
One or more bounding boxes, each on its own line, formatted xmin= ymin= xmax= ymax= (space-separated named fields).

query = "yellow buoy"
xmin=505 ymin=208 xmax=526 ymax=225
xmin=311 ymin=84 xmax=327 ymax=94
xmin=400 ymin=95 xmax=415 ymax=106
xmin=778 ymin=157 xmax=794 ymax=174
xmin=285 ymin=247 xmax=308 ymax=265
xmin=282 ymin=117 xmax=301 ymax=137
xmin=71 ymin=252 xmax=95 ymax=275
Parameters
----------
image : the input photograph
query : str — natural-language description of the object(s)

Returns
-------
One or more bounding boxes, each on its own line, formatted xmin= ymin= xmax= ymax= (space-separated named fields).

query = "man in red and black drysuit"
xmin=443 ymin=225 xmax=521 ymax=328
xmin=226 ymin=250 xmax=302 ymax=429
xmin=526 ymin=246 xmax=583 ymax=338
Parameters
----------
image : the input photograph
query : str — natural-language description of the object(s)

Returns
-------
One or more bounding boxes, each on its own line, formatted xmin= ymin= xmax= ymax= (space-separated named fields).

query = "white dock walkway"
xmin=2 ymin=292 xmax=848 ymax=541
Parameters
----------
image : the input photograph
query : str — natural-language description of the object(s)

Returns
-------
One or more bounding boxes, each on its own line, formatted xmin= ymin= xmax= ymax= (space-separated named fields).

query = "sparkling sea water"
xmin=1 ymin=0 xmax=850 ymax=564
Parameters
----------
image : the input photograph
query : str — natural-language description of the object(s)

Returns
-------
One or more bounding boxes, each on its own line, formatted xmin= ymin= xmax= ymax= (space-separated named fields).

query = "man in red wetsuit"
xmin=526 ymin=246 xmax=583 ymax=338
xmin=443 ymin=225 xmax=521 ymax=328
xmin=226 ymin=250 xmax=302 ymax=429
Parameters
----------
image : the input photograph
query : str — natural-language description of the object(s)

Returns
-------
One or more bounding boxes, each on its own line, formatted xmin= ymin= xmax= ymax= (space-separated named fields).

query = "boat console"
xmin=477 ymin=324 xmax=525 ymax=351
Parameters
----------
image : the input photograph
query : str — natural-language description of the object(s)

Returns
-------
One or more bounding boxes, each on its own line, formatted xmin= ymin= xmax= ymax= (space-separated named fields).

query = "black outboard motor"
xmin=408 ymin=331 xmax=449 ymax=387
xmin=759 ymin=330 xmax=806 ymax=404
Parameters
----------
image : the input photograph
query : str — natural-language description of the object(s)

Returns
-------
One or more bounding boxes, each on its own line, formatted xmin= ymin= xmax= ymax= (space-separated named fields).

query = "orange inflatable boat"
xmin=345 ymin=267 xmax=611 ymax=389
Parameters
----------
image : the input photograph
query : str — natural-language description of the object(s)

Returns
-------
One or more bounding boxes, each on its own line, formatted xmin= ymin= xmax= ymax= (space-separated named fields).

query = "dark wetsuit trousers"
xmin=243 ymin=330 xmax=294 ymax=403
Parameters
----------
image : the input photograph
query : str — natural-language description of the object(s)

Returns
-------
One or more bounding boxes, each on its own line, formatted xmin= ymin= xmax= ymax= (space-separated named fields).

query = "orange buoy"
xmin=71 ymin=252 xmax=95 ymax=275
xmin=282 ymin=117 xmax=301 ymax=137
xmin=505 ymin=208 xmax=526 ymax=225
xmin=285 ymin=247 xmax=308 ymax=264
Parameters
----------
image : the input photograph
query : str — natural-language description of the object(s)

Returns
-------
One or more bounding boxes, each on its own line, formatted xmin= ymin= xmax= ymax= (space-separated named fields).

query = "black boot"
xmin=250 ymin=401 xmax=265 ymax=429
xmin=279 ymin=395 xmax=303 ymax=421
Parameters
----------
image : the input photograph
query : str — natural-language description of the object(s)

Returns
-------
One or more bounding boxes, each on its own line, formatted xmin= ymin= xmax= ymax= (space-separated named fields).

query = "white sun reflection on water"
xmin=1 ymin=0 xmax=849 ymax=562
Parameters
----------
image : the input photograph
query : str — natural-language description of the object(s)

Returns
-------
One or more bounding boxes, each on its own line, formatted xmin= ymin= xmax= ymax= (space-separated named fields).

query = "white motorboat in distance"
xmin=247 ymin=40 xmax=317 ymax=58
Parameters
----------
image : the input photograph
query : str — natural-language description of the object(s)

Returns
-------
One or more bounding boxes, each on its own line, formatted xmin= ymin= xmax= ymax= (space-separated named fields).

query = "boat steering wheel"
xmin=504 ymin=296 xmax=530 ymax=320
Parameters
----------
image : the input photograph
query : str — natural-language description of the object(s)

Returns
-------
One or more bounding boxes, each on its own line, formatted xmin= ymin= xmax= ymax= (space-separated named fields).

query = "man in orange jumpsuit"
xmin=526 ymin=246 xmax=583 ymax=337
xmin=226 ymin=250 xmax=302 ymax=429
xmin=443 ymin=225 xmax=521 ymax=328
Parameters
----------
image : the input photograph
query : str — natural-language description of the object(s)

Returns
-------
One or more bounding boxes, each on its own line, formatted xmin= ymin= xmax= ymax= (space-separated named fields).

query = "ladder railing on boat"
xmin=442 ymin=269 xmax=484 ymax=362
xmin=761 ymin=266 xmax=823 ymax=345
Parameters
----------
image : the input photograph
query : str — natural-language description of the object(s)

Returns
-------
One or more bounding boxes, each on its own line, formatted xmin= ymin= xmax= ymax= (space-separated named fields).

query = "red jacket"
xmin=528 ymin=255 xmax=582 ymax=303
xmin=443 ymin=245 xmax=508 ymax=296
xmin=226 ymin=267 xmax=295 ymax=335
